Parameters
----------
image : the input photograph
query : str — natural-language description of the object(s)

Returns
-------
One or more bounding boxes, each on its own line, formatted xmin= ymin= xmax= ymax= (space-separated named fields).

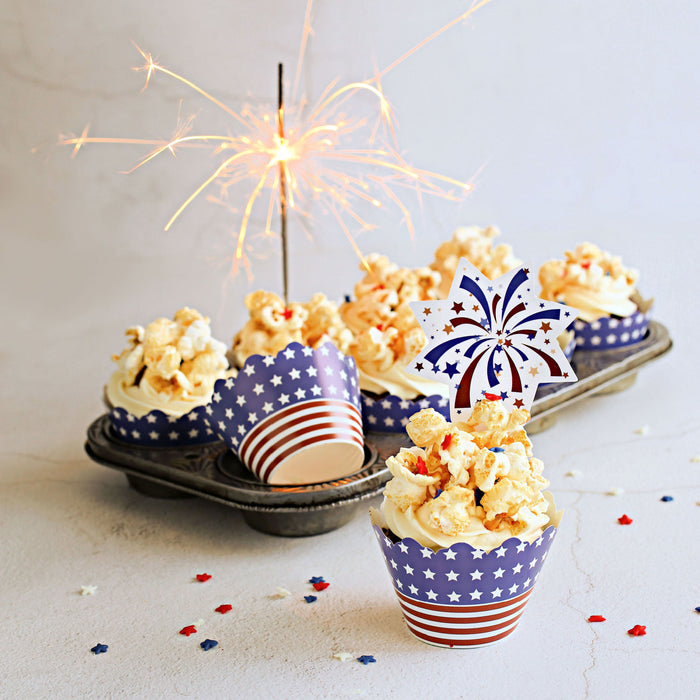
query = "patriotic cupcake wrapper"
xmin=371 ymin=506 xmax=560 ymax=648
xmin=210 ymin=342 xmax=365 ymax=484
xmin=361 ymin=392 xmax=451 ymax=433
xmin=573 ymin=310 xmax=649 ymax=350
xmin=108 ymin=404 xmax=219 ymax=447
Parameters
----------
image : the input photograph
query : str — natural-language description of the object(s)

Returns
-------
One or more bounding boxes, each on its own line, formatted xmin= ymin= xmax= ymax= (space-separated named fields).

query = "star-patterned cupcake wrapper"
xmin=361 ymin=392 xmax=450 ymax=433
xmin=573 ymin=310 xmax=649 ymax=350
xmin=372 ymin=521 xmax=558 ymax=648
xmin=209 ymin=342 xmax=364 ymax=483
xmin=108 ymin=404 xmax=220 ymax=447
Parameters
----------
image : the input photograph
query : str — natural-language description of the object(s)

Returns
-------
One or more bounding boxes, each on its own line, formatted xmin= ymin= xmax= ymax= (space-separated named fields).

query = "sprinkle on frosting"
xmin=196 ymin=573 xmax=212 ymax=582
xmin=308 ymin=576 xmax=325 ymax=584
xmin=312 ymin=582 xmax=330 ymax=591
xmin=588 ymin=615 xmax=606 ymax=623
xmin=90 ymin=644 xmax=108 ymax=655
xmin=333 ymin=652 xmax=354 ymax=662
xmin=660 ymin=495 xmax=674 ymax=502
xmin=200 ymin=639 xmax=218 ymax=651
xmin=627 ymin=625 xmax=646 ymax=637
xmin=304 ymin=595 xmax=318 ymax=604
xmin=617 ymin=514 xmax=633 ymax=525
xmin=80 ymin=585 xmax=97 ymax=596
xmin=179 ymin=625 xmax=197 ymax=636
xmin=270 ymin=587 xmax=291 ymax=599
xmin=215 ymin=604 xmax=233 ymax=614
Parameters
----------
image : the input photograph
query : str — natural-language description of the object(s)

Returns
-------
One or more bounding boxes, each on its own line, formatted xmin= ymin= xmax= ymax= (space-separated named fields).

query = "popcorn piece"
xmin=431 ymin=225 xmax=521 ymax=298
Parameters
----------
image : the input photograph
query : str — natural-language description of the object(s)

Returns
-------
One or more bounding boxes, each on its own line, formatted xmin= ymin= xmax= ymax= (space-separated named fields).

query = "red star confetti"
xmin=313 ymin=582 xmax=330 ymax=591
xmin=588 ymin=615 xmax=606 ymax=623
xmin=215 ymin=604 xmax=233 ymax=614
xmin=627 ymin=625 xmax=647 ymax=636
xmin=618 ymin=514 xmax=633 ymax=525
xmin=196 ymin=573 xmax=212 ymax=582
xmin=179 ymin=625 xmax=197 ymax=636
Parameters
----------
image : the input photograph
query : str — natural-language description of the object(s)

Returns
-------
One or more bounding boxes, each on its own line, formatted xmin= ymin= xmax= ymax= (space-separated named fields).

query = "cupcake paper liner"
xmin=108 ymin=405 xmax=219 ymax=447
xmin=372 ymin=521 xmax=558 ymax=648
xmin=574 ymin=310 xmax=649 ymax=350
xmin=209 ymin=342 xmax=365 ymax=484
xmin=361 ymin=392 xmax=450 ymax=433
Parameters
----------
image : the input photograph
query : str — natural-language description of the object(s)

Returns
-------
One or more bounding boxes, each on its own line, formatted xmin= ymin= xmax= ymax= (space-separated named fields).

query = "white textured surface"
xmin=2 ymin=1 xmax=699 ymax=697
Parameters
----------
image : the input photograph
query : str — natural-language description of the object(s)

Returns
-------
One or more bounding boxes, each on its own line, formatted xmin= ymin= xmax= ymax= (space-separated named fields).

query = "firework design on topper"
xmin=407 ymin=259 xmax=578 ymax=417
xmin=372 ymin=523 xmax=558 ymax=648
xmin=208 ymin=342 xmax=364 ymax=483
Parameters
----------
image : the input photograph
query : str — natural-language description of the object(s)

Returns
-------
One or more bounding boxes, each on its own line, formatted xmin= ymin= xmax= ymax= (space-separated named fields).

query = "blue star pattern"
xmin=407 ymin=260 xmax=578 ymax=415
xmin=108 ymin=405 xmax=219 ymax=447
xmin=210 ymin=343 xmax=364 ymax=481
xmin=361 ymin=392 xmax=450 ymax=433
xmin=573 ymin=311 xmax=649 ymax=350
xmin=372 ymin=523 xmax=558 ymax=648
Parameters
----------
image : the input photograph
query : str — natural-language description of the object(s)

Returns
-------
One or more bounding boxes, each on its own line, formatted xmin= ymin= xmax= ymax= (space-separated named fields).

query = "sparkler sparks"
xmin=60 ymin=1 xmax=494 ymax=281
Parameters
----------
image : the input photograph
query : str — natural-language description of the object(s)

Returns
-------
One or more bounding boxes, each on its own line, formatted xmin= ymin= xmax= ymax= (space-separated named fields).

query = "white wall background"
xmin=2 ymin=0 xmax=698 ymax=360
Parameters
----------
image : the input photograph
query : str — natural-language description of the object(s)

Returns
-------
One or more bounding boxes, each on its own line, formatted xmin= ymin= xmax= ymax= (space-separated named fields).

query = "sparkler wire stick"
xmin=278 ymin=62 xmax=289 ymax=307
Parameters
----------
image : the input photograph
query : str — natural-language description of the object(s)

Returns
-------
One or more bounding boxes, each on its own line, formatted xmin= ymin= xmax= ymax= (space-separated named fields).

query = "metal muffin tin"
xmin=85 ymin=320 xmax=671 ymax=536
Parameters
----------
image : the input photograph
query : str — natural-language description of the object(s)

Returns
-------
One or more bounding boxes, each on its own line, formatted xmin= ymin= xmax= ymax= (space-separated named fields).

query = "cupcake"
xmin=539 ymin=243 xmax=652 ymax=350
xmin=430 ymin=225 xmax=522 ymax=299
xmin=106 ymin=307 xmax=233 ymax=446
xmin=340 ymin=254 xmax=450 ymax=431
xmin=371 ymin=400 xmax=562 ymax=648
xmin=216 ymin=292 xmax=365 ymax=485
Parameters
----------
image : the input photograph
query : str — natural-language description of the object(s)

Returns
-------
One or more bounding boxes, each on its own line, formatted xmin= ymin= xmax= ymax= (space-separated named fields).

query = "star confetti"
xmin=200 ymin=639 xmax=218 ymax=651
xmin=90 ymin=643 xmax=108 ymax=654
xmin=333 ymin=652 xmax=354 ymax=662
xmin=312 ymin=582 xmax=330 ymax=591
xmin=179 ymin=625 xmax=197 ymax=636
xmin=80 ymin=585 xmax=97 ymax=596
xmin=694 ymin=607 xmax=700 ymax=613
xmin=308 ymin=576 xmax=325 ymax=584
xmin=588 ymin=615 xmax=606 ymax=623
xmin=195 ymin=573 xmax=212 ymax=582
xmin=357 ymin=655 xmax=376 ymax=665
xmin=304 ymin=595 xmax=318 ymax=604
xmin=660 ymin=495 xmax=674 ymax=502
xmin=407 ymin=260 xmax=577 ymax=416
xmin=618 ymin=514 xmax=633 ymax=525
xmin=627 ymin=625 xmax=647 ymax=636
xmin=215 ymin=604 xmax=233 ymax=614
xmin=270 ymin=587 xmax=291 ymax=599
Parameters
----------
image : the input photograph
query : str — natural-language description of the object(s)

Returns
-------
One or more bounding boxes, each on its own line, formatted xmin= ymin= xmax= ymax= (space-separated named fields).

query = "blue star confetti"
xmin=304 ymin=595 xmax=318 ymax=604
xmin=357 ymin=655 xmax=376 ymax=665
xmin=200 ymin=639 xmax=218 ymax=651
xmin=660 ymin=495 xmax=674 ymax=502
xmin=308 ymin=576 xmax=325 ymax=584
xmin=90 ymin=643 xmax=108 ymax=655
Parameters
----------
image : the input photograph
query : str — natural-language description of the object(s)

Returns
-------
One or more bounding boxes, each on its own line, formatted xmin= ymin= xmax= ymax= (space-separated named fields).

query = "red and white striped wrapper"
xmin=209 ymin=342 xmax=365 ymax=484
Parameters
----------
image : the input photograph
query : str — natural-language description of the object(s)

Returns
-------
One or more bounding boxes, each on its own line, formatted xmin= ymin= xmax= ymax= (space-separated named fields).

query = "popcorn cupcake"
xmin=106 ymin=307 xmax=233 ymax=446
xmin=539 ymin=243 xmax=652 ymax=350
xmin=217 ymin=292 xmax=364 ymax=485
xmin=371 ymin=401 xmax=562 ymax=648
xmin=430 ymin=225 xmax=522 ymax=299
xmin=341 ymin=254 xmax=450 ymax=432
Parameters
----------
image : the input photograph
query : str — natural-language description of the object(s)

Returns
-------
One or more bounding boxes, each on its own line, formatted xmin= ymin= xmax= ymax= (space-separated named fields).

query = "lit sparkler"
xmin=60 ymin=1 xmax=494 ymax=285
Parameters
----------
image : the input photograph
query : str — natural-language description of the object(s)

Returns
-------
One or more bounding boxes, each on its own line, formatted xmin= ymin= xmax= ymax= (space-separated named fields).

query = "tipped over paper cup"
xmin=210 ymin=342 xmax=365 ymax=484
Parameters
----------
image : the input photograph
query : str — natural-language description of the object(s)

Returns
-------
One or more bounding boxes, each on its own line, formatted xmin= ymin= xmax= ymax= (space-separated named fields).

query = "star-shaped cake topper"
xmin=408 ymin=259 xmax=578 ymax=417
